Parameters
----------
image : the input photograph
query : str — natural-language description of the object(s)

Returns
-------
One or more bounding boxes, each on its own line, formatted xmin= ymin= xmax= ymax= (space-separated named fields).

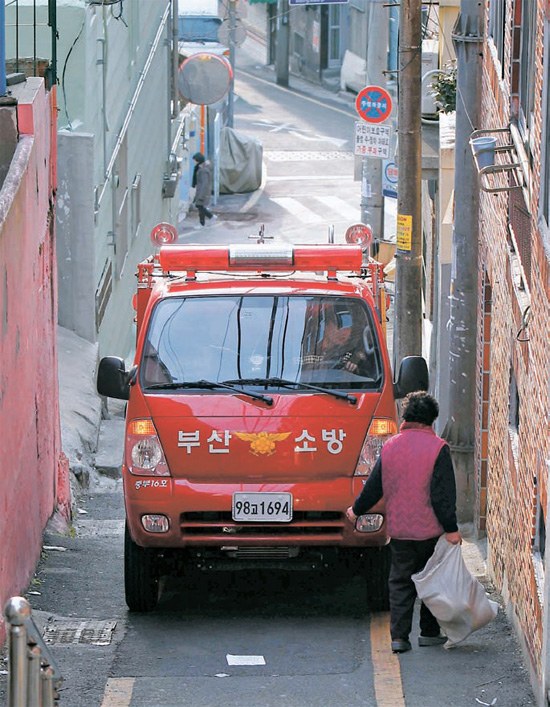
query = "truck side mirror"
xmin=97 ymin=356 xmax=133 ymax=400
xmin=393 ymin=356 xmax=429 ymax=399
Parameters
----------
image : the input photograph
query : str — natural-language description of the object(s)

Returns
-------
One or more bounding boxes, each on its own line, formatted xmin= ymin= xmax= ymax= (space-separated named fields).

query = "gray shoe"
xmin=418 ymin=634 xmax=447 ymax=646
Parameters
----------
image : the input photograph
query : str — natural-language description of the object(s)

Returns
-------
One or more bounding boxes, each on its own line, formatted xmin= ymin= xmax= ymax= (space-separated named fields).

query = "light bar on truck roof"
xmin=158 ymin=244 xmax=363 ymax=273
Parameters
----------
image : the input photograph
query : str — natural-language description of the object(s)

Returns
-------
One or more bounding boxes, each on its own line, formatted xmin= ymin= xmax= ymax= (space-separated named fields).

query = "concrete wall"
xmin=433 ymin=113 xmax=455 ymax=436
xmin=0 ymin=79 xmax=66 ymax=643
xmin=57 ymin=132 xmax=96 ymax=341
xmin=48 ymin=1 xmax=182 ymax=359
xmin=6 ymin=1 xmax=183 ymax=358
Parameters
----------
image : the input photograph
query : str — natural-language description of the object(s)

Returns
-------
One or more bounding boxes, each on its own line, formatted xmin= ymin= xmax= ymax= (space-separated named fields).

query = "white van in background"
xmin=177 ymin=0 xmax=228 ymax=55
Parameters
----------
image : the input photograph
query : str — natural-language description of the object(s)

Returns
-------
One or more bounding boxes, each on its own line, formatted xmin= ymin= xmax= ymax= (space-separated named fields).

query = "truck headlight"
xmin=141 ymin=514 xmax=170 ymax=533
xmin=126 ymin=418 xmax=170 ymax=476
xmin=354 ymin=418 xmax=397 ymax=476
xmin=355 ymin=514 xmax=384 ymax=532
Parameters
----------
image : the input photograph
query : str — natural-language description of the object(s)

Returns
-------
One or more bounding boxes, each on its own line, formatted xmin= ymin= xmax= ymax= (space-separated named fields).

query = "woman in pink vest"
xmin=346 ymin=391 xmax=462 ymax=654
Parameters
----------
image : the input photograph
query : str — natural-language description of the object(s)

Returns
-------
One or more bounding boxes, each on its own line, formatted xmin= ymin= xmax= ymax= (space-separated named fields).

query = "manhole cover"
xmin=43 ymin=619 xmax=116 ymax=646
xmin=264 ymin=151 xmax=354 ymax=162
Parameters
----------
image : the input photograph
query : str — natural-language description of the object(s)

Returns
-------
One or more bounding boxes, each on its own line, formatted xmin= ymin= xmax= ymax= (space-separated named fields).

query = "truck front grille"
xmin=179 ymin=511 xmax=344 ymax=542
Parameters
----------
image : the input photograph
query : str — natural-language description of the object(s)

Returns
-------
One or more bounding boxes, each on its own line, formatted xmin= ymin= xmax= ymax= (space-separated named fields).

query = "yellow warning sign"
xmin=396 ymin=214 xmax=412 ymax=251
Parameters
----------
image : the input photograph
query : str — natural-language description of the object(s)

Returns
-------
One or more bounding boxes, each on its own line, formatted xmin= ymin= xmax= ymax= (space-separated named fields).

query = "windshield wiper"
xmin=144 ymin=380 xmax=273 ymax=406
xmin=222 ymin=377 xmax=357 ymax=405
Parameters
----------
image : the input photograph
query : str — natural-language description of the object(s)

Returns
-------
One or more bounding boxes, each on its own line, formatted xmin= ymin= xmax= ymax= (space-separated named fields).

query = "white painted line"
xmin=100 ymin=678 xmax=135 ymax=707
xmin=271 ymin=197 xmax=324 ymax=224
xmin=267 ymin=175 xmax=355 ymax=182
xmin=226 ymin=654 xmax=266 ymax=666
xmin=315 ymin=195 xmax=361 ymax=221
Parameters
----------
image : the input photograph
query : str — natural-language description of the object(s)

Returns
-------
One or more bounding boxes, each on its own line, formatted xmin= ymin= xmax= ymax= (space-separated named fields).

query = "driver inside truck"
xmin=301 ymin=300 xmax=374 ymax=377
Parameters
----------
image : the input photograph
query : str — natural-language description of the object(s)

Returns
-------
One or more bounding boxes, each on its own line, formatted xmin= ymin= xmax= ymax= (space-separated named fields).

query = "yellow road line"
xmin=100 ymin=678 xmax=135 ymax=707
xmin=370 ymin=613 xmax=406 ymax=707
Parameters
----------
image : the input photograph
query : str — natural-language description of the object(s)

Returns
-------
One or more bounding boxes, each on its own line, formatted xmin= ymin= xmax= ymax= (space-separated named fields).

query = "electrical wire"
xmin=61 ymin=20 xmax=85 ymax=130
xmin=111 ymin=0 xmax=128 ymax=27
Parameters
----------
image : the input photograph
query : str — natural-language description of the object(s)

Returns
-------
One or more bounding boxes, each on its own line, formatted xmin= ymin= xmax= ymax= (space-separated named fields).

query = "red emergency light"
xmin=158 ymin=244 xmax=363 ymax=274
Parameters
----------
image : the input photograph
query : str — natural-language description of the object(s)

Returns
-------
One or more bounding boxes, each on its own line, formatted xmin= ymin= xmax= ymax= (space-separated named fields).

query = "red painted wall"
xmin=0 ymin=80 xmax=66 ymax=643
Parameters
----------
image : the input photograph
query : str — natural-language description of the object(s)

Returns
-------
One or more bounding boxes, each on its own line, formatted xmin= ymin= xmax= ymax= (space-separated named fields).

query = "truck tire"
xmin=365 ymin=545 xmax=391 ymax=612
xmin=124 ymin=525 xmax=160 ymax=612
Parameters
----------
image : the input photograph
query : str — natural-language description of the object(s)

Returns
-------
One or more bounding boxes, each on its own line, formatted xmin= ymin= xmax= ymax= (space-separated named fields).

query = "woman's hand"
xmin=445 ymin=531 xmax=462 ymax=545
xmin=345 ymin=507 xmax=357 ymax=524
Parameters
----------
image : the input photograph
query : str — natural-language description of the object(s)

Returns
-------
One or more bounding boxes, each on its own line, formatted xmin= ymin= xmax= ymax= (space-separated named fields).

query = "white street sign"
xmin=354 ymin=121 xmax=391 ymax=159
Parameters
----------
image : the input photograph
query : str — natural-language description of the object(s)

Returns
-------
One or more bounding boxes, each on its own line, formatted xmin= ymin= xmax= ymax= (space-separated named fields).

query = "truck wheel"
xmin=124 ymin=525 xmax=160 ymax=612
xmin=365 ymin=545 xmax=391 ymax=612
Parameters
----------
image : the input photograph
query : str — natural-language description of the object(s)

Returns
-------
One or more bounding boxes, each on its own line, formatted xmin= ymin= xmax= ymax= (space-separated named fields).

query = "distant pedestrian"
xmin=192 ymin=152 xmax=216 ymax=227
xmin=346 ymin=391 xmax=462 ymax=654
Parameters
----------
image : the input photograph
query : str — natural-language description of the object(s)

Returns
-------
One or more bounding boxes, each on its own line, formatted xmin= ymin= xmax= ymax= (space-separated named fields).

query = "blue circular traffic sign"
xmin=355 ymin=85 xmax=393 ymax=124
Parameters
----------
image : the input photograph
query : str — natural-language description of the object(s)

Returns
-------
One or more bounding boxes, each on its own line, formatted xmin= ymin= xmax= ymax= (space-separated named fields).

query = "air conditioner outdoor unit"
xmin=421 ymin=39 xmax=439 ymax=117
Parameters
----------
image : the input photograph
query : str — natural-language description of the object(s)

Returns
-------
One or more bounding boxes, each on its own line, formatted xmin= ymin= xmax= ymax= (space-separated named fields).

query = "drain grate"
xmin=43 ymin=619 xmax=117 ymax=646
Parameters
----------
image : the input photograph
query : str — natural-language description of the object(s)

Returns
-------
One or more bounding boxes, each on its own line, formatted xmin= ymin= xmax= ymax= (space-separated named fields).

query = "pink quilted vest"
xmin=381 ymin=423 xmax=446 ymax=540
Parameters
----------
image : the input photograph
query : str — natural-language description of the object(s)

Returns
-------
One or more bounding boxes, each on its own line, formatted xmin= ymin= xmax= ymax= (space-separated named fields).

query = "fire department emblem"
xmin=234 ymin=431 xmax=291 ymax=456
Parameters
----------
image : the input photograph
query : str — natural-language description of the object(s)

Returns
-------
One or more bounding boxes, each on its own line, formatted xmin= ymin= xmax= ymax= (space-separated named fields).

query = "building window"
xmin=535 ymin=499 xmax=546 ymax=559
xmin=293 ymin=32 xmax=304 ymax=64
xmin=328 ymin=6 xmax=341 ymax=65
xmin=532 ymin=461 xmax=546 ymax=599
xmin=541 ymin=22 xmax=550 ymax=227
xmin=511 ymin=0 xmax=536 ymax=140
xmin=508 ymin=366 xmax=520 ymax=466
xmin=488 ymin=0 xmax=505 ymax=73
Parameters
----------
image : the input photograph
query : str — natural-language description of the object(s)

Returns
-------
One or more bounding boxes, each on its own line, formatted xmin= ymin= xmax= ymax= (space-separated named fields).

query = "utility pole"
xmin=172 ymin=0 xmax=179 ymax=119
xmin=276 ymin=0 xmax=289 ymax=87
xmin=393 ymin=0 xmax=423 ymax=365
xmin=442 ymin=1 xmax=483 ymax=522
xmin=227 ymin=0 xmax=237 ymax=128
xmin=361 ymin=0 xmax=389 ymax=246
xmin=0 ymin=0 xmax=6 ymax=97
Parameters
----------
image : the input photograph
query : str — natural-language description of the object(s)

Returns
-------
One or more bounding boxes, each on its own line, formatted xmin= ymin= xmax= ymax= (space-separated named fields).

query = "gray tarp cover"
xmin=219 ymin=127 xmax=263 ymax=194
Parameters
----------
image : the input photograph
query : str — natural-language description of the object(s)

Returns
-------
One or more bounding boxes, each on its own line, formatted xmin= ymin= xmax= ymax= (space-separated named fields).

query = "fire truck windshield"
xmin=140 ymin=295 xmax=383 ymax=391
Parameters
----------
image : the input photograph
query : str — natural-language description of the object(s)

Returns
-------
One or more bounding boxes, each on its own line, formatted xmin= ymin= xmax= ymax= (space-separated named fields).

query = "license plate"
xmin=232 ymin=492 xmax=293 ymax=522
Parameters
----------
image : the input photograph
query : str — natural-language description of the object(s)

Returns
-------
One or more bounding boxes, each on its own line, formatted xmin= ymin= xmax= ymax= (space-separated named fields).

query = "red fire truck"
xmin=97 ymin=226 xmax=428 ymax=612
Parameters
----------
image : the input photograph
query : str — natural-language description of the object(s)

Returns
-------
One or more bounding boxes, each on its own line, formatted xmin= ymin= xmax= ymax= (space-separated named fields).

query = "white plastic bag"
xmin=412 ymin=535 xmax=499 ymax=646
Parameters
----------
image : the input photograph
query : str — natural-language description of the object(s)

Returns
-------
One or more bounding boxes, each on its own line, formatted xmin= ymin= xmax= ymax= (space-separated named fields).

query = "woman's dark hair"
xmin=192 ymin=152 xmax=205 ymax=163
xmin=402 ymin=391 xmax=439 ymax=425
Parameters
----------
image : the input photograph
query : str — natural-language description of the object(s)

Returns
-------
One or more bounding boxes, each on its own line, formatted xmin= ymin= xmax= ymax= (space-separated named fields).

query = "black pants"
xmin=197 ymin=205 xmax=213 ymax=225
xmin=389 ymin=537 xmax=441 ymax=640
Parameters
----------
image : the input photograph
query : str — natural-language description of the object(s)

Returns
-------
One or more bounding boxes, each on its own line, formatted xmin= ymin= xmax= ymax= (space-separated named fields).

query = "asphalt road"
xmin=11 ymin=482 xmax=535 ymax=707
xmin=0 ymin=32 xmax=537 ymax=707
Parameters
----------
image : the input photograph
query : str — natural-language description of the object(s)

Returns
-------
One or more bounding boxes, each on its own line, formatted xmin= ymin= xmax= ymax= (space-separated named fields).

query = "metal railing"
xmin=4 ymin=597 xmax=63 ymax=707
xmin=3 ymin=0 xmax=57 ymax=90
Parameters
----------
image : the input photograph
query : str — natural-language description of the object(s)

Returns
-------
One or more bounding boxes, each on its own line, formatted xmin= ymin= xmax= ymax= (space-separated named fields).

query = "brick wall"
xmin=479 ymin=5 xmax=550 ymax=693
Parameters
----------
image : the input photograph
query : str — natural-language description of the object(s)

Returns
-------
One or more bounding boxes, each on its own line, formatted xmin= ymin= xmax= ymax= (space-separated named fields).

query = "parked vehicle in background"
xmin=97 ymin=226 xmax=429 ymax=614
xmin=177 ymin=0 xmax=229 ymax=59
